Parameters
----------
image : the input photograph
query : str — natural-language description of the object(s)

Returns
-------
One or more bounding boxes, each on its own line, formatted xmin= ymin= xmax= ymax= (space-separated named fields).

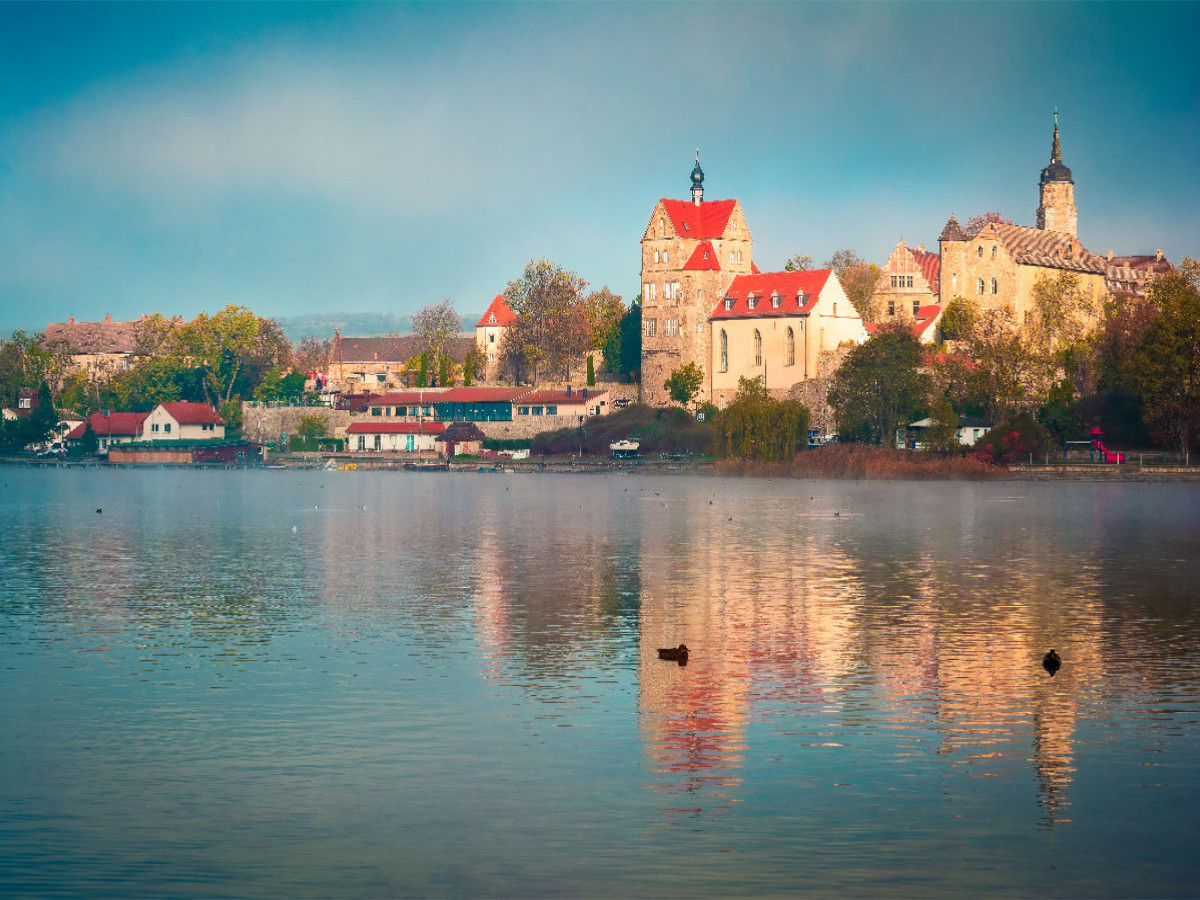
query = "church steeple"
xmin=1037 ymin=109 xmax=1077 ymax=235
xmin=690 ymin=148 xmax=704 ymax=205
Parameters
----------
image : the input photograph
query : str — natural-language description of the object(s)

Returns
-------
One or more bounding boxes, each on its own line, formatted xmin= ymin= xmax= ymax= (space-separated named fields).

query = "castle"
xmin=639 ymin=153 xmax=866 ymax=407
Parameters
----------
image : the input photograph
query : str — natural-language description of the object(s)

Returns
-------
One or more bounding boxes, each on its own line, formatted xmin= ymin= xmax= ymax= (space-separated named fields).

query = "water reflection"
xmin=3 ymin=470 xmax=1199 ymax=896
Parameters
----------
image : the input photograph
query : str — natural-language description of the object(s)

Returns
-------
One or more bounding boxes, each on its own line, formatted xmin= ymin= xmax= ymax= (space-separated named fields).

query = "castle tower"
xmin=639 ymin=156 xmax=752 ymax=405
xmin=1036 ymin=110 xmax=1077 ymax=236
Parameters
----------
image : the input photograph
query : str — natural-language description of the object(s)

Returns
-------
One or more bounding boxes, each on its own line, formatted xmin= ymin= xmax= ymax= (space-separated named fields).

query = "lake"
xmin=2 ymin=468 xmax=1198 ymax=897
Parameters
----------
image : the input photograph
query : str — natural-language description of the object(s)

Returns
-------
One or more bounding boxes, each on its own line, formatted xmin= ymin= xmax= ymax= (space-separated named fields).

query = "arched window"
xmin=991 ymin=245 xmax=998 ymax=259
xmin=977 ymin=277 xmax=985 ymax=295
xmin=786 ymin=327 xmax=795 ymax=366
xmin=977 ymin=246 xmax=984 ymax=258
xmin=754 ymin=329 xmax=762 ymax=366
xmin=719 ymin=330 xmax=728 ymax=372
xmin=990 ymin=277 xmax=998 ymax=295
xmin=653 ymin=250 xmax=660 ymax=264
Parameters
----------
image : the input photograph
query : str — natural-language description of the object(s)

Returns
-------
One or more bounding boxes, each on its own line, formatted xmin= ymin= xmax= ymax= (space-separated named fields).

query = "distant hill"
xmin=274 ymin=312 xmax=474 ymax=343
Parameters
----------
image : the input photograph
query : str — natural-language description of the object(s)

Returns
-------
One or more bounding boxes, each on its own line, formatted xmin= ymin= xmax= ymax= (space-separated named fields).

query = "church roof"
xmin=988 ymin=223 xmax=1106 ymax=274
xmin=659 ymin=198 xmax=738 ymax=240
xmin=710 ymin=270 xmax=830 ymax=320
xmin=682 ymin=241 xmax=722 ymax=271
xmin=476 ymin=294 xmax=517 ymax=328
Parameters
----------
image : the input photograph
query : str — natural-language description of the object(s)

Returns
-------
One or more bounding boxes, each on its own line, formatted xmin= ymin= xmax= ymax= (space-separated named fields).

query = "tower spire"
xmin=1051 ymin=106 xmax=1062 ymax=164
xmin=690 ymin=148 xmax=704 ymax=205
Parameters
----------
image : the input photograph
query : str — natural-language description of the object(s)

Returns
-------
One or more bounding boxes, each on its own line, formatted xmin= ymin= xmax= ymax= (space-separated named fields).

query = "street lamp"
xmin=578 ymin=415 xmax=585 ymax=458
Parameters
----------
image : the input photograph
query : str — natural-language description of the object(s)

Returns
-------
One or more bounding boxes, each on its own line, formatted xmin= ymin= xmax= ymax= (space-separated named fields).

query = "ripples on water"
xmin=1 ymin=468 xmax=1198 ymax=897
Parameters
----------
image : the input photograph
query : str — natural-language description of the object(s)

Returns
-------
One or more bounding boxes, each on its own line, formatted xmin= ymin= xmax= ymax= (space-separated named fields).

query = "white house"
xmin=143 ymin=402 xmax=226 ymax=441
xmin=345 ymin=421 xmax=445 ymax=453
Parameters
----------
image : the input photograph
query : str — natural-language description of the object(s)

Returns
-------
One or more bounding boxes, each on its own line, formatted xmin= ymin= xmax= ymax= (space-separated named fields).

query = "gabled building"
xmin=709 ymin=269 xmax=867 ymax=407
xmin=64 ymin=410 xmax=150 ymax=453
xmin=1104 ymin=250 xmax=1174 ymax=300
xmin=142 ymin=402 xmax=226 ymax=441
xmin=43 ymin=314 xmax=159 ymax=384
xmin=640 ymin=152 xmax=866 ymax=405
xmin=475 ymin=294 xmax=517 ymax=378
xmin=874 ymin=240 xmax=940 ymax=321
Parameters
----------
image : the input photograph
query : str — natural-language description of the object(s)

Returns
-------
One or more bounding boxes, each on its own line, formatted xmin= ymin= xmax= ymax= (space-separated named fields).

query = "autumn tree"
xmin=715 ymin=377 xmax=811 ymax=461
xmin=1134 ymin=271 xmax=1200 ymax=453
xmin=583 ymin=287 xmax=625 ymax=354
xmin=664 ymin=362 xmax=704 ymax=406
xmin=960 ymin=307 xmax=1035 ymax=421
xmin=828 ymin=325 xmax=928 ymax=445
xmin=500 ymin=259 xmax=589 ymax=384
xmin=925 ymin=394 xmax=961 ymax=453
xmin=0 ymin=331 xmax=71 ymax=407
xmin=293 ymin=335 xmax=332 ymax=375
xmin=962 ymin=211 xmax=1016 ymax=234
xmin=412 ymin=299 xmax=462 ymax=378
xmin=938 ymin=298 xmax=976 ymax=342
xmin=825 ymin=248 xmax=882 ymax=321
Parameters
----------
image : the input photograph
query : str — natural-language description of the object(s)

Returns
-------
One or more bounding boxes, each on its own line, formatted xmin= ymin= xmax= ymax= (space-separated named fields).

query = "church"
xmin=639 ymin=154 xmax=867 ymax=407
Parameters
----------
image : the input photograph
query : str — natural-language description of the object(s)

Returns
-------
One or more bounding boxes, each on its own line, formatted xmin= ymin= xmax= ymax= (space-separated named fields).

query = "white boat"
xmin=609 ymin=439 xmax=640 ymax=459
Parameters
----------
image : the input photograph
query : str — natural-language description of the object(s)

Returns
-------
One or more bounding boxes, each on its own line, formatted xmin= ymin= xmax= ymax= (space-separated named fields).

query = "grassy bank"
xmin=715 ymin=444 xmax=1002 ymax=480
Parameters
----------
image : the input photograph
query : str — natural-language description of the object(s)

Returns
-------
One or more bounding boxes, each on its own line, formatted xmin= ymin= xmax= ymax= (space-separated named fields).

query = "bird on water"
xmin=658 ymin=643 xmax=689 ymax=665
xmin=1043 ymin=649 xmax=1062 ymax=676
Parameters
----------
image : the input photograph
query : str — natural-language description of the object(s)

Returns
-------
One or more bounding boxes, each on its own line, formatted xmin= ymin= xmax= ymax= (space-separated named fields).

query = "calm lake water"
xmin=2 ymin=467 xmax=1198 ymax=897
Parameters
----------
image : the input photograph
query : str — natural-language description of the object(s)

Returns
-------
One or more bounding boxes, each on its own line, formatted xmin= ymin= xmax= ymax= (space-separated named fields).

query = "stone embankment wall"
xmin=242 ymin=404 xmax=350 ymax=444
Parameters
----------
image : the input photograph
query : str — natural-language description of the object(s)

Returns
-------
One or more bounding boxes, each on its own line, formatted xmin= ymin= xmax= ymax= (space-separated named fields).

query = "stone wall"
xmin=241 ymin=403 xmax=350 ymax=444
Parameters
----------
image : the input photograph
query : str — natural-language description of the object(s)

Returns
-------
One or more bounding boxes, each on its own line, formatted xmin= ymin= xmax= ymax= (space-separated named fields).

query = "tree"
xmin=973 ymin=411 xmax=1048 ymax=465
xmin=828 ymin=325 xmax=928 ymax=445
xmin=962 ymin=211 xmax=1015 ymax=234
xmin=664 ymin=362 xmax=703 ymax=406
xmin=293 ymin=335 xmax=332 ymax=375
xmin=28 ymin=381 xmax=59 ymax=447
xmin=1028 ymin=272 xmax=1101 ymax=361
xmin=784 ymin=254 xmax=814 ymax=272
xmin=583 ymin=287 xmax=625 ymax=353
xmin=501 ymin=259 xmax=589 ymax=384
xmin=0 ymin=331 xmax=71 ymax=408
xmin=617 ymin=296 xmax=642 ymax=381
xmin=962 ymin=307 xmax=1036 ymax=421
xmin=81 ymin=422 xmax=99 ymax=455
xmin=938 ymin=298 xmax=976 ymax=342
xmin=461 ymin=344 xmax=486 ymax=386
xmin=586 ymin=355 xmax=595 ymax=387
xmin=715 ymin=377 xmax=810 ymax=461
xmin=172 ymin=305 xmax=291 ymax=411
xmin=416 ymin=353 xmax=429 ymax=388
xmin=296 ymin=413 xmax=329 ymax=440
xmin=412 ymin=299 xmax=462 ymax=380
xmin=825 ymin=248 xmax=882 ymax=321
xmin=1134 ymin=272 xmax=1200 ymax=453
xmin=925 ymin=394 xmax=960 ymax=453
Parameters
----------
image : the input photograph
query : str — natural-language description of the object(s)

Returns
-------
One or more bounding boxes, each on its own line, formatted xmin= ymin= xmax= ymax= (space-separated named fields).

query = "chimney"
xmin=1107 ymin=249 xmax=1113 ymax=261
xmin=105 ymin=313 xmax=112 ymax=323
xmin=68 ymin=315 xmax=75 ymax=325
xmin=917 ymin=244 xmax=925 ymax=253
xmin=1156 ymin=249 xmax=1163 ymax=261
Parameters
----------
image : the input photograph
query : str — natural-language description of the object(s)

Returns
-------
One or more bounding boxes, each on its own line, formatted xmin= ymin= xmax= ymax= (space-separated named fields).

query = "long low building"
xmin=360 ymin=386 xmax=611 ymax=422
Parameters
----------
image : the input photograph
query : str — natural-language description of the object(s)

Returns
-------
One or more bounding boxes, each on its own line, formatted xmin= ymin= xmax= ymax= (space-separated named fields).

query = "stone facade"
xmin=874 ymin=241 xmax=940 ymax=322
xmin=241 ymin=404 xmax=351 ymax=445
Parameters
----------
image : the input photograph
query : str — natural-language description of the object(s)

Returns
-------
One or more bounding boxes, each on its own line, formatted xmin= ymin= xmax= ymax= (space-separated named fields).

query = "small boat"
xmin=610 ymin=439 xmax=640 ymax=460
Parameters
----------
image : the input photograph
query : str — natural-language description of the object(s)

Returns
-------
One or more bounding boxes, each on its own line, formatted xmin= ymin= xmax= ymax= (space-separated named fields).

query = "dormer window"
xmin=724 ymin=297 xmax=735 ymax=311
xmin=771 ymin=293 xmax=781 ymax=309
xmin=703 ymin=251 xmax=709 ymax=259
xmin=488 ymin=313 xmax=496 ymax=323
xmin=797 ymin=292 xmax=808 ymax=306
xmin=747 ymin=295 xmax=758 ymax=310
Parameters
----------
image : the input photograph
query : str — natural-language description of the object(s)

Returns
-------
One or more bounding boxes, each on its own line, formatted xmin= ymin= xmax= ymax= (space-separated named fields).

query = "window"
xmin=357 ymin=435 xmax=365 ymax=450
xmin=371 ymin=407 xmax=382 ymax=416
xmin=913 ymin=300 xmax=921 ymax=315
xmin=151 ymin=423 xmax=160 ymax=433
xmin=771 ymin=293 xmax=781 ymax=309
xmin=747 ymin=295 xmax=758 ymax=310
xmin=991 ymin=245 xmax=997 ymax=259
xmin=664 ymin=318 xmax=680 ymax=336
xmin=724 ymin=297 xmax=734 ymax=311
xmin=164 ymin=423 xmax=171 ymax=433
xmin=18 ymin=397 xmax=31 ymax=409
xmin=489 ymin=334 xmax=495 ymax=344
xmin=488 ymin=313 xmax=496 ymax=323
xmin=532 ymin=406 xmax=544 ymax=416
xmin=905 ymin=275 xmax=913 ymax=287
xmin=720 ymin=330 xmax=728 ymax=372
xmin=797 ymin=292 xmax=808 ymax=306
xmin=730 ymin=250 xmax=736 ymax=264
xmin=406 ymin=435 xmax=415 ymax=452
xmin=665 ymin=281 xmax=680 ymax=301
xmin=644 ymin=318 xmax=657 ymax=337
xmin=977 ymin=278 xmax=985 ymax=295
xmin=546 ymin=406 xmax=557 ymax=415
xmin=654 ymin=250 xmax=660 ymax=264
xmin=990 ymin=277 xmax=998 ymax=295
xmin=518 ymin=406 xmax=529 ymax=416
xmin=887 ymin=300 xmax=895 ymax=316
xmin=786 ymin=327 xmax=795 ymax=366
xmin=754 ymin=330 xmax=762 ymax=365
xmin=374 ymin=434 xmax=382 ymax=451
xmin=977 ymin=246 xmax=984 ymax=258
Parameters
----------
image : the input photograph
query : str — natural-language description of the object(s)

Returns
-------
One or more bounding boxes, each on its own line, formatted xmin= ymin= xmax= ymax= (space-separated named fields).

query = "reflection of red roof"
xmin=346 ymin=422 xmax=446 ymax=435
xmin=660 ymin=199 xmax=737 ymax=240
xmin=710 ymin=270 xmax=830 ymax=320
xmin=436 ymin=387 xmax=531 ymax=403
xmin=519 ymin=389 xmax=607 ymax=406
xmin=683 ymin=241 xmax=721 ymax=271
xmin=66 ymin=411 xmax=148 ymax=439
xmin=158 ymin=402 xmax=225 ymax=425
xmin=476 ymin=294 xmax=516 ymax=328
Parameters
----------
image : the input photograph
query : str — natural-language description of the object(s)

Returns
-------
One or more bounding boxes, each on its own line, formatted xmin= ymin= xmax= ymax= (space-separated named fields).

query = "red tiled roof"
xmin=912 ymin=305 xmax=943 ymax=339
xmin=158 ymin=402 xmax=225 ymax=425
xmin=750 ymin=261 xmax=761 ymax=275
xmin=660 ymin=199 xmax=738 ymax=240
xmin=346 ymin=421 xmax=446 ymax=435
xmin=435 ymin=387 xmax=532 ymax=403
xmin=682 ymin=241 xmax=722 ymax=271
xmin=66 ymin=411 xmax=149 ymax=440
xmin=368 ymin=391 xmax=447 ymax=406
xmin=710 ymin=270 xmax=831 ymax=320
xmin=476 ymin=294 xmax=517 ymax=328
xmin=518 ymin=389 xmax=608 ymax=406
xmin=908 ymin=247 xmax=941 ymax=295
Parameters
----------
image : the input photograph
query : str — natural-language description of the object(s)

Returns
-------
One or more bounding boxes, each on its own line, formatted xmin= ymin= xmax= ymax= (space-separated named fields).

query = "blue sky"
xmin=1 ymin=1 xmax=1197 ymax=334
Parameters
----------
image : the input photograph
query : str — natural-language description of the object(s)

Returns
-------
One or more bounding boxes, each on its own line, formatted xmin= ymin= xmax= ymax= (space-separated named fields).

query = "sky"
xmin=1 ymin=1 xmax=1197 ymax=334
